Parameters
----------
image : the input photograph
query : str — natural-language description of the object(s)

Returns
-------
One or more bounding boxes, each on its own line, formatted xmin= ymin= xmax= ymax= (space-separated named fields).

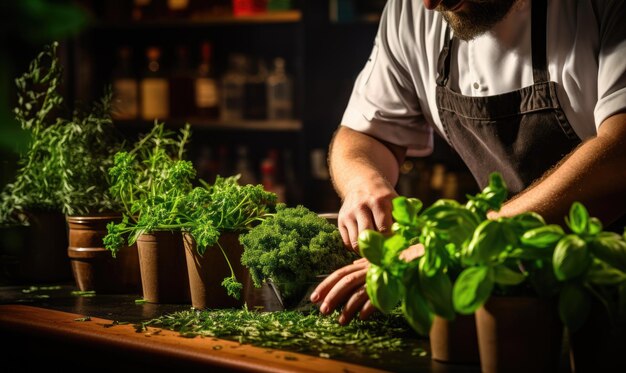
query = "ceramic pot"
xmin=475 ymin=296 xmax=563 ymax=373
xmin=19 ymin=211 xmax=71 ymax=283
xmin=136 ymin=231 xmax=190 ymax=304
xmin=66 ymin=215 xmax=140 ymax=293
xmin=429 ymin=314 xmax=480 ymax=365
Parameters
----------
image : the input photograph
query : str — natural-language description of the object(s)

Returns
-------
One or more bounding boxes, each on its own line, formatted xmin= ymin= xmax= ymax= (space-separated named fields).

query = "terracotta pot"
xmin=18 ymin=211 xmax=71 ymax=283
xmin=66 ymin=215 xmax=141 ymax=294
xmin=475 ymin=296 xmax=563 ymax=373
xmin=429 ymin=314 xmax=480 ymax=365
xmin=569 ymin=300 xmax=626 ymax=372
xmin=183 ymin=231 xmax=247 ymax=309
xmin=136 ymin=231 xmax=190 ymax=304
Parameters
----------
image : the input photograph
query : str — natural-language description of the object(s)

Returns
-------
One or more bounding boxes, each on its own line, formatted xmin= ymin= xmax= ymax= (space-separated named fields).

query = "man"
xmin=310 ymin=0 xmax=626 ymax=324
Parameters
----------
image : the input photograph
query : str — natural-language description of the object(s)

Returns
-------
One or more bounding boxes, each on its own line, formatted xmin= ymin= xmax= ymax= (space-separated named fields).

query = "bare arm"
xmin=493 ymin=113 xmax=626 ymax=225
xmin=329 ymin=126 xmax=407 ymax=251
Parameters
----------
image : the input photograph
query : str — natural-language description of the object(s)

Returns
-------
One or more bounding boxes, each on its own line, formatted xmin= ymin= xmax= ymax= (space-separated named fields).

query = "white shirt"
xmin=341 ymin=0 xmax=626 ymax=157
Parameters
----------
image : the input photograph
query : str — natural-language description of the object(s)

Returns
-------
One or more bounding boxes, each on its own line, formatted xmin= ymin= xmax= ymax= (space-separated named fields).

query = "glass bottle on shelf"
xmin=266 ymin=57 xmax=293 ymax=120
xmin=111 ymin=46 xmax=138 ymax=120
xmin=140 ymin=46 xmax=170 ymax=120
xmin=194 ymin=41 xmax=219 ymax=119
xmin=244 ymin=57 xmax=268 ymax=120
xmin=170 ymin=45 xmax=194 ymax=118
xmin=261 ymin=152 xmax=286 ymax=203
xmin=220 ymin=54 xmax=248 ymax=122
xmin=167 ymin=0 xmax=190 ymax=18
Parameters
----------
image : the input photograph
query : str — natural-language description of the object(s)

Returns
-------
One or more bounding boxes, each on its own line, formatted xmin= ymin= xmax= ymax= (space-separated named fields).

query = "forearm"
xmin=329 ymin=126 xmax=406 ymax=199
xmin=495 ymin=113 xmax=626 ymax=226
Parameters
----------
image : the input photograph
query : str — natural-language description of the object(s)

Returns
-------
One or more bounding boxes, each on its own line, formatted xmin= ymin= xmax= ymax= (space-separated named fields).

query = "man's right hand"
xmin=338 ymin=179 xmax=397 ymax=253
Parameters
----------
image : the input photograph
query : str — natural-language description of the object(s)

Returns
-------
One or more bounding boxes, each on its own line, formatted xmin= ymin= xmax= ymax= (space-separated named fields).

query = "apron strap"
xmin=436 ymin=25 xmax=452 ymax=87
xmin=531 ymin=0 xmax=549 ymax=83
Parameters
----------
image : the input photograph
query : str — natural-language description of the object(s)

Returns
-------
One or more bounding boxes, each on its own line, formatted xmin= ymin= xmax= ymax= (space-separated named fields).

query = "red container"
xmin=232 ymin=0 xmax=267 ymax=16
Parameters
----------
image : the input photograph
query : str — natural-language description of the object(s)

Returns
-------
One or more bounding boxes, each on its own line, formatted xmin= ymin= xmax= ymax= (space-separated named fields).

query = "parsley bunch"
xmin=240 ymin=204 xmax=356 ymax=303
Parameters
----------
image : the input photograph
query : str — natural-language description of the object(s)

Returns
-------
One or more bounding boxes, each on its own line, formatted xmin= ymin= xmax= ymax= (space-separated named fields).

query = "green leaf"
xmin=401 ymin=281 xmax=433 ymax=336
xmin=419 ymin=260 xmax=455 ymax=320
xmin=586 ymin=259 xmax=626 ymax=285
xmin=566 ymin=202 xmax=589 ymax=235
xmin=493 ymin=264 xmax=526 ymax=285
xmin=358 ymin=230 xmax=385 ymax=266
xmin=553 ymin=235 xmax=591 ymax=281
xmin=589 ymin=232 xmax=626 ymax=272
xmin=392 ymin=197 xmax=422 ymax=226
xmin=465 ymin=220 xmax=509 ymax=264
xmin=452 ymin=266 xmax=494 ymax=315
xmin=588 ymin=217 xmax=603 ymax=235
xmin=521 ymin=225 xmax=564 ymax=249
xmin=559 ymin=283 xmax=591 ymax=332
xmin=366 ymin=265 xmax=402 ymax=314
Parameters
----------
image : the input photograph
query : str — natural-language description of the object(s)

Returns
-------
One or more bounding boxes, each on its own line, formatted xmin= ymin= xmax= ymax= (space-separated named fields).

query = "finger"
xmin=319 ymin=267 xmax=368 ymax=314
xmin=310 ymin=261 xmax=364 ymax=303
xmin=338 ymin=285 xmax=369 ymax=325
xmin=338 ymin=223 xmax=351 ymax=249
xmin=358 ymin=300 xmax=377 ymax=321
xmin=353 ymin=257 xmax=369 ymax=265
xmin=355 ymin=208 xmax=376 ymax=253
xmin=371 ymin=199 xmax=393 ymax=234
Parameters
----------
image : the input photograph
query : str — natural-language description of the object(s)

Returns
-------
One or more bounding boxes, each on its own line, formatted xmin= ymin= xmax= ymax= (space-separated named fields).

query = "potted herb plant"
xmin=240 ymin=204 xmax=356 ymax=309
xmin=0 ymin=43 xmax=71 ymax=283
xmin=181 ymin=175 xmax=277 ymax=309
xmin=104 ymin=122 xmax=193 ymax=304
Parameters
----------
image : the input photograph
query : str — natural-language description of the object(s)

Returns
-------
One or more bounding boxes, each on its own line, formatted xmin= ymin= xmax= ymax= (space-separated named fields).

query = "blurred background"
xmin=0 ymin=0 xmax=477 ymax=214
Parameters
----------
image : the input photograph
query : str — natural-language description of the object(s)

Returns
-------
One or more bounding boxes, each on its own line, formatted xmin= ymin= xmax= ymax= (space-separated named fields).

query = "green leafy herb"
xmin=240 ymin=204 xmax=356 ymax=303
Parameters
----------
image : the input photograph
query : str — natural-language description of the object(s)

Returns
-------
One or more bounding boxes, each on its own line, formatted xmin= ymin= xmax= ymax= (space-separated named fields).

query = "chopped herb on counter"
xmin=75 ymin=316 xmax=91 ymax=322
xmin=137 ymin=308 xmax=421 ymax=360
xmin=71 ymin=290 xmax=96 ymax=297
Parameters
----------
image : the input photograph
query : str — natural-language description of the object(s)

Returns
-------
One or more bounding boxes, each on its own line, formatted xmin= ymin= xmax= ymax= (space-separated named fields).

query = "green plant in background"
xmin=104 ymin=122 xmax=278 ymax=298
xmin=240 ymin=204 xmax=356 ymax=303
xmin=0 ymin=42 xmax=121 ymax=225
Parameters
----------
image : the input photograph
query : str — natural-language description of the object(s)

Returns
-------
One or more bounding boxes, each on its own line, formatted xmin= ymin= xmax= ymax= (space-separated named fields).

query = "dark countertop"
xmin=0 ymin=284 xmax=481 ymax=372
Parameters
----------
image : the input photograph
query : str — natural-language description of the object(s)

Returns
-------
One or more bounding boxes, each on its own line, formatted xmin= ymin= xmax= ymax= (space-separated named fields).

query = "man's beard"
xmin=437 ymin=0 xmax=519 ymax=41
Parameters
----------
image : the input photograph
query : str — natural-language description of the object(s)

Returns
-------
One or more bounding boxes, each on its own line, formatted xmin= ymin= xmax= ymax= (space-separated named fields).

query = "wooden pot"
xmin=19 ymin=211 xmax=71 ymax=283
xmin=136 ymin=231 xmax=190 ymax=304
xmin=66 ymin=214 xmax=140 ymax=293
xmin=475 ymin=296 xmax=563 ymax=373
xmin=429 ymin=314 xmax=480 ymax=365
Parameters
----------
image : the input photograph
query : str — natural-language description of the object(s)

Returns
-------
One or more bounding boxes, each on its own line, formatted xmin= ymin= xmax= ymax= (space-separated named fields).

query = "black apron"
xmin=434 ymin=0 xmax=580 ymax=196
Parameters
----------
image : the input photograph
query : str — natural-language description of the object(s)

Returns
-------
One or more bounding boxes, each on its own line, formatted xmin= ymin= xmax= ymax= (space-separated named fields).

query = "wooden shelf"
xmin=94 ymin=10 xmax=302 ymax=30
xmin=115 ymin=118 xmax=302 ymax=132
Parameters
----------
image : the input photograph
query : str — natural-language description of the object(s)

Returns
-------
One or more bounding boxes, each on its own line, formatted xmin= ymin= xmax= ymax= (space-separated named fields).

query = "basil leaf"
xmin=586 ymin=259 xmax=626 ymax=285
xmin=366 ymin=265 xmax=402 ymax=314
xmin=588 ymin=217 xmax=603 ymax=235
xmin=392 ymin=196 xmax=422 ymax=226
xmin=493 ymin=264 xmax=526 ymax=285
xmin=419 ymin=260 xmax=455 ymax=320
xmin=452 ymin=266 xmax=494 ymax=315
xmin=466 ymin=220 xmax=509 ymax=264
xmin=358 ymin=229 xmax=385 ymax=266
xmin=553 ymin=235 xmax=591 ymax=281
xmin=566 ymin=202 xmax=589 ymax=235
xmin=559 ymin=283 xmax=591 ymax=332
xmin=521 ymin=225 xmax=564 ymax=249
xmin=401 ymin=280 xmax=433 ymax=335
xmin=589 ymin=232 xmax=626 ymax=272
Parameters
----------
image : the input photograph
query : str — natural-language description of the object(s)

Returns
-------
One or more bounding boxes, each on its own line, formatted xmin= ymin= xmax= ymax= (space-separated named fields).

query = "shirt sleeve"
xmin=594 ymin=1 xmax=626 ymax=128
xmin=340 ymin=0 xmax=433 ymax=157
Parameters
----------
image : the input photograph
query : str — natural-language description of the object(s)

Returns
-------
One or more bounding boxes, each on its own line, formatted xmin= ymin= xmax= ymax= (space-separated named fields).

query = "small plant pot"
xmin=18 ymin=210 xmax=72 ymax=283
xmin=475 ymin=296 xmax=563 ymax=373
xmin=66 ymin=215 xmax=141 ymax=294
xmin=429 ymin=314 xmax=480 ymax=365
xmin=183 ymin=231 xmax=248 ymax=309
xmin=136 ymin=231 xmax=190 ymax=304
